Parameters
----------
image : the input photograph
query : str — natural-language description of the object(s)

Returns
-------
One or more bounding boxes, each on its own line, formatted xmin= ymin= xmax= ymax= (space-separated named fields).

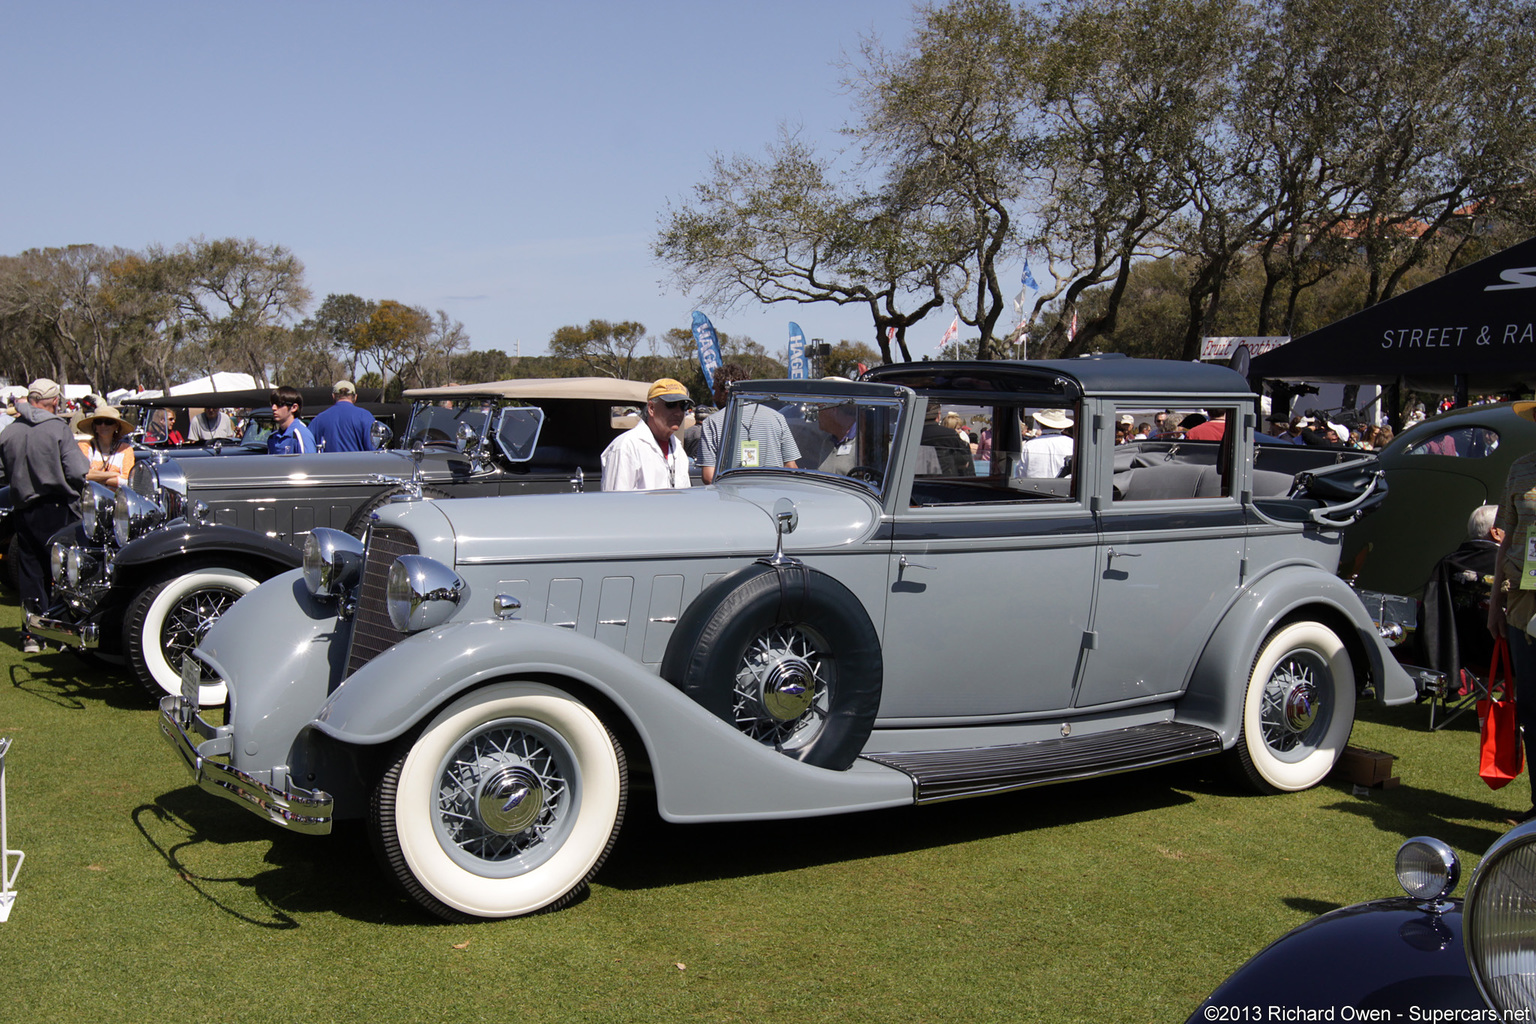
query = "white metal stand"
xmin=0 ymin=737 xmax=22 ymax=921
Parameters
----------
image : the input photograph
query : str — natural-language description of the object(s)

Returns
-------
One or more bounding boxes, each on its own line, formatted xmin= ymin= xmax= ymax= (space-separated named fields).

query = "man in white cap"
xmin=0 ymin=379 xmax=90 ymax=653
xmin=309 ymin=380 xmax=377 ymax=452
xmin=601 ymin=378 xmax=694 ymax=491
xmin=1018 ymin=407 xmax=1075 ymax=478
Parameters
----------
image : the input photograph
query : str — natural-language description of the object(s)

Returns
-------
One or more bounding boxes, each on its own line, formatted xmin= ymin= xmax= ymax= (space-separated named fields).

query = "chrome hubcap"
xmin=733 ymin=624 xmax=833 ymax=750
xmin=475 ymin=765 xmax=545 ymax=835
xmin=760 ymin=657 xmax=816 ymax=722
xmin=163 ymin=587 xmax=244 ymax=664
xmin=1261 ymin=650 xmax=1330 ymax=754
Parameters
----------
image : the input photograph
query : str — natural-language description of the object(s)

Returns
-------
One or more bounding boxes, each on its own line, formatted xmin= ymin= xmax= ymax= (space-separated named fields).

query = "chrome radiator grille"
xmin=344 ymin=526 xmax=419 ymax=678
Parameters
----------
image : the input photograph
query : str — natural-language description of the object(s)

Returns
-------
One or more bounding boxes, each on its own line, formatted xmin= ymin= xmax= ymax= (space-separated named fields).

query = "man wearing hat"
xmin=1018 ymin=407 xmax=1075 ymax=477
xmin=309 ymin=380 xmax=376 ymax=453
xmin=601 ymin=378 xmax=694 ymax=491
xmin=0 ymin=379 xmax=90 ymax=653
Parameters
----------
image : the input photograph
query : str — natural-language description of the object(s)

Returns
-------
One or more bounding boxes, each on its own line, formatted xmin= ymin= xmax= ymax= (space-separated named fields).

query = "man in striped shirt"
xmin=696 ymin=364 xmax=800 ymax=484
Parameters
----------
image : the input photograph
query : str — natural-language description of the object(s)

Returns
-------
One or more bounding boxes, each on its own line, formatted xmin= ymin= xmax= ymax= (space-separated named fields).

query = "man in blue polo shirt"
xmin=309 ymin=379 xmax=376 ymax=452
xmin=267 ymin=385 xmax=316 ymax=454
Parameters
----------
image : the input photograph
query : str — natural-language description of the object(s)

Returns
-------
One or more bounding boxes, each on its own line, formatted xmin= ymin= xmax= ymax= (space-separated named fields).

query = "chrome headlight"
xmin=1465 ymin=821 xmax=1536 ymax=1015
xmin=65 ymin=547 xmax=99 ymax=589
xmin=386 ymin=555 xmax=465 ymax=632
xmin=303 ymin=528 xmax=366 ymax=599
xmin=113 ymin=487 xmax=165 ymax=547
xmin=80 ymin=482 xmax=116 ymax=543
xmin=49 ymin=540 xmax=68 ymax=584
xmin=126 ymin=460 xmax=159 ymax=497
xmin=1395 ymin=836 xmax=1460 ymax=902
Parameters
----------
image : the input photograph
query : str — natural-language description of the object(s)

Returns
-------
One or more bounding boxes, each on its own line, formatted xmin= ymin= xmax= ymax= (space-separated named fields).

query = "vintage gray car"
xmin=32 ymin=377 xmax=649 ymax=702
xmin=161 ymin=358 xmax=1416 ymax=921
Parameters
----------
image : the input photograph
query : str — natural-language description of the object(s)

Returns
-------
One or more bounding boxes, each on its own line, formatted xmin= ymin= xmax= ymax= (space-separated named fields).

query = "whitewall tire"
xmin=1235 ymin=621 xmax=1356 ymax=793
xmin=371 ymin=681 xmax=627 ymax=921
xmin=125 ymin=568 xmax=258 ymax=705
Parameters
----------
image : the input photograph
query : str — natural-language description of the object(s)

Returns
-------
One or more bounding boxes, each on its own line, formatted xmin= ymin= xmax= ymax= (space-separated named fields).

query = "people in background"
xmin=696 ymin=364 xmax=799 ymax=484
xmin=1488 ymin=400 xmax=1536 ymax=824
xmin=187 ymin=404 xmax=237 ymax=442
xmin=0 ymin=379 xmax=90 ymax=653
xmin=266 ymin=386 xmax=316 ymax=454
xmin=1018 ymin=408 xmax=1074 ymax=477
xmin=309 ymin=380 xmax=377 ymax=452
xmin=78 ymin=405 xmax=135 ymax=490
xmin=601 ymin=378 xmax=694 ymax=491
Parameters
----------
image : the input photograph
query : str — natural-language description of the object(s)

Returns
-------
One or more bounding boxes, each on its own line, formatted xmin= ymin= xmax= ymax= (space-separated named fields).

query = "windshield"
xmin=405 ymin=400 xmax=492 ymax=447
xmin=717 ymin=389 xmax=904 ymax=495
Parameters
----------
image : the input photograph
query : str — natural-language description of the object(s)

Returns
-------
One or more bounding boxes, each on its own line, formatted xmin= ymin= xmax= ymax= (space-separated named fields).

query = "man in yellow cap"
xmin=601 ymin=378 xmax=694 ymax=491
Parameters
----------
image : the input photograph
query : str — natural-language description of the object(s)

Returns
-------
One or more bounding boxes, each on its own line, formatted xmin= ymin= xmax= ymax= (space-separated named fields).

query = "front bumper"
xmin=25 ymin=608 xmax=99 ymax=649
xmin=159 ymin=693 xmax=334 ymax=835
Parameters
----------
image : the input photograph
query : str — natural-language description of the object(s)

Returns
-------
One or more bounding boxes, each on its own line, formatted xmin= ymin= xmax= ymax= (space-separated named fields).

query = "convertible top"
xmin=403 ymin=378 xmax=651 ymax=403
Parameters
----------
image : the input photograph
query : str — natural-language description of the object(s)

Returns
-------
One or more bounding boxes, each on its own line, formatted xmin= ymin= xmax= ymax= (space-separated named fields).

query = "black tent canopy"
xmin=1248 ymin=235 xmax=1536 ymax=394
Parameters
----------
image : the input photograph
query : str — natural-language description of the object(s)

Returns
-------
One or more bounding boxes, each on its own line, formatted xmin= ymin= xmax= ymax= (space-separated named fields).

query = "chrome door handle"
xmin=1106 ymin=547 xmax=1142 ymax=561
xmin=899 ymin=555 xmax=935 ymax=571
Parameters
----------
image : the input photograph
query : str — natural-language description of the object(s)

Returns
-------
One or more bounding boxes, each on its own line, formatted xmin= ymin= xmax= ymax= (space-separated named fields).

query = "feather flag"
xmin=787 ymin=322 xmax=807 ymax=379
xmin=691 ymin=311 xmax=724 ymax=390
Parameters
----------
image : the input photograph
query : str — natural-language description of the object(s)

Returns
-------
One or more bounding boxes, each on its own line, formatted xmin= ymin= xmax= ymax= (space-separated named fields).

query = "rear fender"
xmin=312 ymin=618 xmax=914 ymax=822
xmin=1178 ymin=563 xmax=1415 ymax=746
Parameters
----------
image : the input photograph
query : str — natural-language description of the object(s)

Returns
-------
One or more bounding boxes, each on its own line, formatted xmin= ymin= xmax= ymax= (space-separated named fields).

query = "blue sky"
xmin=2 ymin=1 xmax=934 ymax=365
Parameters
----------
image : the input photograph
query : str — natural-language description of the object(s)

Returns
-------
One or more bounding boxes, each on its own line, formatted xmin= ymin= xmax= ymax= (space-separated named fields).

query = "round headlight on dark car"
xmin=80 ymin=482 xmax=116 ymax=544
xmin=113 ymin=487 xmax=165 ymax=548
xmin=302 ymin=528 xmax=366 ymax=599
xmin=49 ymin=540 xmax=68 ymax=584
xmin=1395 ymin=836 xmax=1460 ymax=902
xmin=386 ymin=555 xmax=465 ymax=633
xmin=1464 ymin=822 xmax=1536 ymax=1015
xmin=65 ymin=545 xmax=99 ymax=589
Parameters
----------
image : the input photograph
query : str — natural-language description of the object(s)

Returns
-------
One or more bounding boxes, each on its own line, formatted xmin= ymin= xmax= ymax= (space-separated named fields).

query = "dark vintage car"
xmin=1187 ymin=826 xmax=1536 ymax=1020
xmin=30 ymin=377 xmax=650 ymax=703
xmin=117 ymin=386 xmax=404 ymax=454
xmin=160 ymin=358 xmax=1416 ymax=921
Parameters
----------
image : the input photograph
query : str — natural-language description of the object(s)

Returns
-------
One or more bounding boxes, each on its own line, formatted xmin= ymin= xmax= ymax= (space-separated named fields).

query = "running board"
xmin=861 ymin=722 xmax=1223 ymax=804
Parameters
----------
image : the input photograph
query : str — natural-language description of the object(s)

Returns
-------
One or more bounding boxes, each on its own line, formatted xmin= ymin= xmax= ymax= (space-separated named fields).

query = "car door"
xmin=1074 ymin=401 xmax=1246 ymax=707
xmin=878 ymin=400 xmax=1097 ymax=721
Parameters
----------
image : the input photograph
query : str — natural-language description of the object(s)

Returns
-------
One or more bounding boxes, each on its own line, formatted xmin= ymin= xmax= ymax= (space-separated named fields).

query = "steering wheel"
xmin=846 ymin=465 xmax=883 ymax=487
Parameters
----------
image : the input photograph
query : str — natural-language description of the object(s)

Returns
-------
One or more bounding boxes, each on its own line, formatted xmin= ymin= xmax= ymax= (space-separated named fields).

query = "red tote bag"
xmin=1480 ymin=637 xmax=1523 ymax=790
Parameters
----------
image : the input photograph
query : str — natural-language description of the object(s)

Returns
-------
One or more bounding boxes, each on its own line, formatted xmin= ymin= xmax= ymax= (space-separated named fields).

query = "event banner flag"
xmin=691 ymin=311 xmax=724 ymax=391
xmin=788 ymin=322 xmax=807 ymax=379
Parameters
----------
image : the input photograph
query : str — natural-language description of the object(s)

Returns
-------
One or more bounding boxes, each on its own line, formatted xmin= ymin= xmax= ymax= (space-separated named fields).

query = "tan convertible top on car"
xmin=403 ymin=378 xmax=651 ymax=402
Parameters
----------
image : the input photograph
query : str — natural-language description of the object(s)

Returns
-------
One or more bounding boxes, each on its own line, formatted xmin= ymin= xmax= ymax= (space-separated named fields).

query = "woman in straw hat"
xmin=78 ymin=405 xmax=136 ymax=490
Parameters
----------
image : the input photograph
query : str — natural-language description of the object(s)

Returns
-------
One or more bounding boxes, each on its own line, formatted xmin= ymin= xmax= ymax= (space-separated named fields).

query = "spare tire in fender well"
xmin=661 ymin=561 xmax=883 ymax=771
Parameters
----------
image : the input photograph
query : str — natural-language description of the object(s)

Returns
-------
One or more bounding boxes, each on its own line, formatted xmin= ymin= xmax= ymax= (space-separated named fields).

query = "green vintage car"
xmin=1342 ymin=402 xmax=1531 ymax=596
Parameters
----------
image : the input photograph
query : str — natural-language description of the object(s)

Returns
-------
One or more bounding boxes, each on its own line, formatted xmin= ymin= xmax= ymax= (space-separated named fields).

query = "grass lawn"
xmin=0 ymin=597 xmax=1521 ymax=1024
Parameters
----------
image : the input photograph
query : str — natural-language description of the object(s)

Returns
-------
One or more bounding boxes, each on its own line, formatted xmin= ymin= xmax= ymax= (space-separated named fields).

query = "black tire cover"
xmin=661 ymin=561 xmax=882 ymax=770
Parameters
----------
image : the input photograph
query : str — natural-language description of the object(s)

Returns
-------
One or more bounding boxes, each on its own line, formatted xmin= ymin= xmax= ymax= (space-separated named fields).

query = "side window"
xmin=1112 ymin=405 xmax=1237 ymax=502
xmin=495 ymin=407 xmax=545 ymax=462
xmin=909 ymin=401 xmax=1079 ymax=507
xmin=1405 ymin=426 xmax=1500 ymax=459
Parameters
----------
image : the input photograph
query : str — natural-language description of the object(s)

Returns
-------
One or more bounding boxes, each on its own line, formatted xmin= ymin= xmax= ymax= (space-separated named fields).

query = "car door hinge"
xmin=1081 ymin=630 xmax=1098 ymax=650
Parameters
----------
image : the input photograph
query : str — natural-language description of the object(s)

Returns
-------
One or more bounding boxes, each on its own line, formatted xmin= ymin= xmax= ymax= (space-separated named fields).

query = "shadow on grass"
xmin=598 ymin=766 xmax=1198 ymax=893
xmin=132 ymin=787 xmax=432 ymax=927
xmin=130 ymin=765 xmax=1200 ymax=927
xmin=6 ymin=636 xmax=150 ymax=712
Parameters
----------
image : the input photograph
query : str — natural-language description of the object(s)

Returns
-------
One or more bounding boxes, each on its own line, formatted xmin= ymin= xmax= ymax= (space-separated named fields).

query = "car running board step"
xmin=861 ymin=721 xmax=1223 ymax=803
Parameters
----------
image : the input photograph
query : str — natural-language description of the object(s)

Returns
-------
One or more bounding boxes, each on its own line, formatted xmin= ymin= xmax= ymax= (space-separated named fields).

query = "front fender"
xmin=114 ymin=521 xmax=302 ymax=574
xmin=1178 ymin=564 xmax=1416 ymax=746
xmin=1189 ymin=898 xmax=1478 ymax=1020
xmin=313 ymin=618 xmax=914 ymax=822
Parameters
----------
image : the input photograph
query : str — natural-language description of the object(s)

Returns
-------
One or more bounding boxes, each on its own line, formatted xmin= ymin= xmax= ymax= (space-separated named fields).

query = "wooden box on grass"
xmin=1335 ymin=747 xmax=1399 ymax=789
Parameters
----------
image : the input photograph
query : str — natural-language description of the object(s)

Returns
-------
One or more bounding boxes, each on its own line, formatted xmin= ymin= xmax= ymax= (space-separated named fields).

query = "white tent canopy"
xmin=169 ymin=372 xmax=257 ymax=395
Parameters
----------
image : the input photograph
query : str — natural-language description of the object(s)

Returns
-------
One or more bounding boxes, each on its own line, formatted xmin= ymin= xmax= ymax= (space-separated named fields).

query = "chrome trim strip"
xmin=158 ymin=695 xmax=333 ymax=835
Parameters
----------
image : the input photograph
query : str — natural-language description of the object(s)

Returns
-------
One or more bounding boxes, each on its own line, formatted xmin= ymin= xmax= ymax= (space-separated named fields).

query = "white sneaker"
xmin=21 ymin=637 xmax=40 ymax=654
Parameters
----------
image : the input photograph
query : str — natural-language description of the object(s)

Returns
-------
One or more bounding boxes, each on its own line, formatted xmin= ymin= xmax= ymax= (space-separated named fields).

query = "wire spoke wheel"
xmin=1235 ymin=621 xmax=1355 ymax=793
xmin=161 ymin=586 xmax=244 ymax=669
xmin=732 ymin=623 xmax=834 ymax=752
